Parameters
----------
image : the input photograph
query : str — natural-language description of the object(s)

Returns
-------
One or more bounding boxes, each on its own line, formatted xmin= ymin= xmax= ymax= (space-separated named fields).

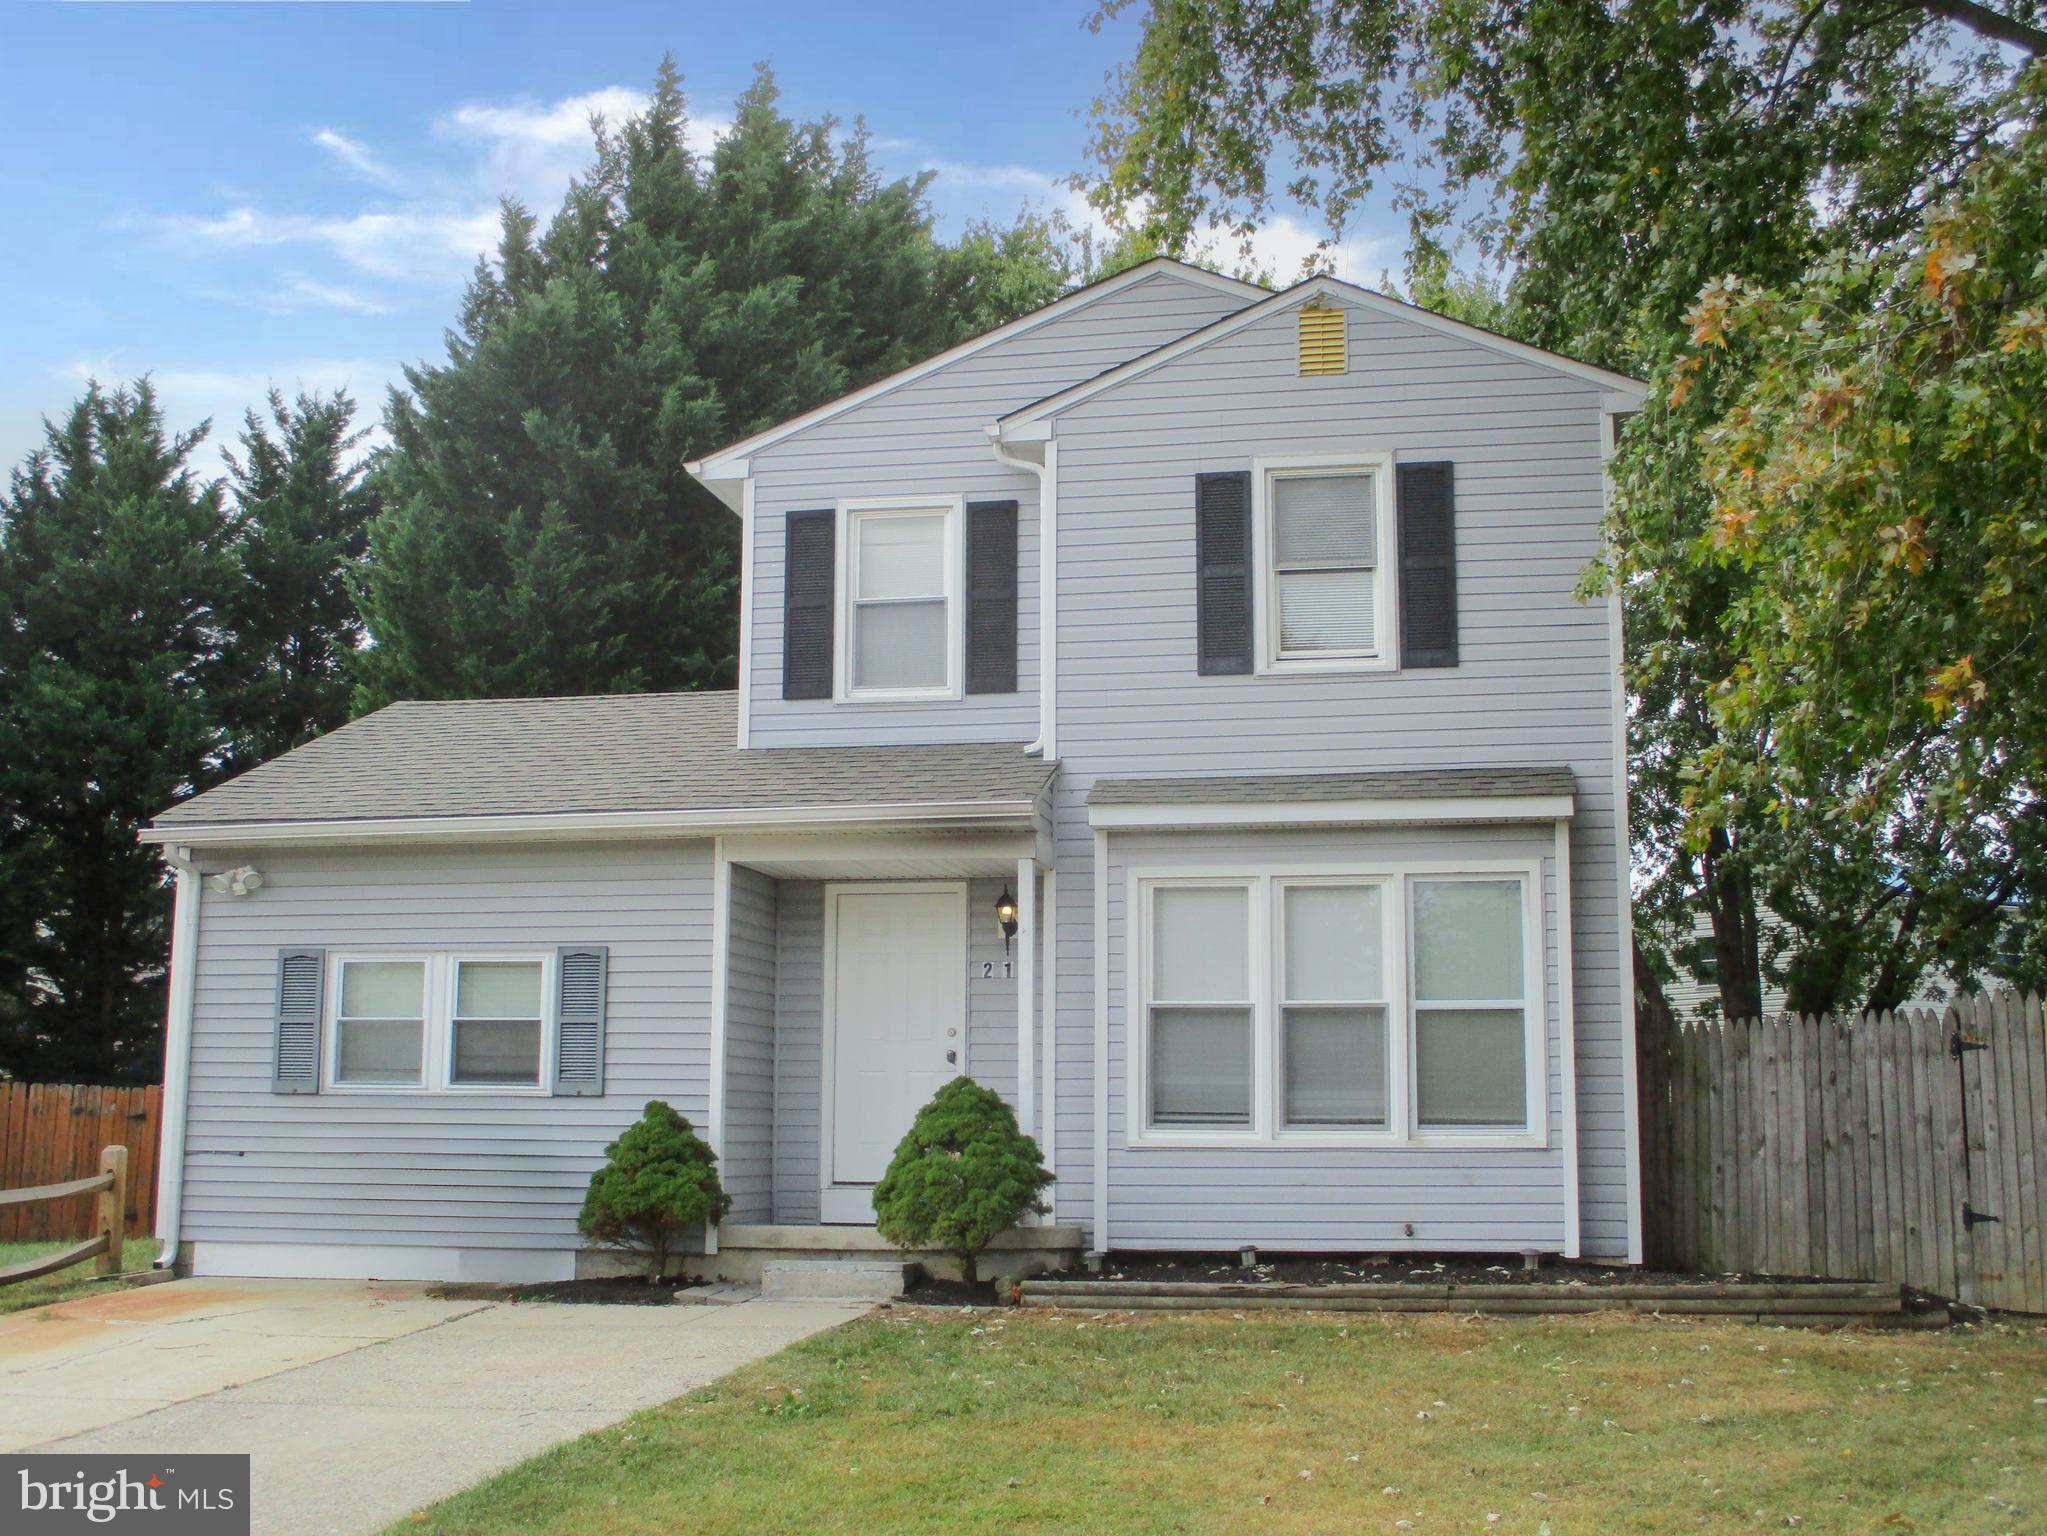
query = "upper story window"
xmin=1254 ymin=456 xmax=1396 ymax=672
xmin=841 ymin=499 xmax=961 ymax=700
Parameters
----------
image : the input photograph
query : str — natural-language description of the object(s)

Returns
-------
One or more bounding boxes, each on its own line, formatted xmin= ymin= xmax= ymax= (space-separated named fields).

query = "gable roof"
xmin=143 ymin=692 xmax=1054 ymax=846
xmin=683 ymin=257 xmax=1265 ymax=494
xmin=994 ymin=275 xmax=1646 ymax=440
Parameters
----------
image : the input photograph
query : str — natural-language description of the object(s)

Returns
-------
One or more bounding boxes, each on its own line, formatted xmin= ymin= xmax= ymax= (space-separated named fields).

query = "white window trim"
xmin=1251 ymin=451 xmax=1398 ymax=675
xmin=1405 ymin=872 xmax=1548 ymax=1144
xmin=324 ymin=950 xmax=556 ymax=1096
xmin=835 ymin=494 xmax=965 ymax=703
xmin=1125 ymin=857 xmax=1547 ymax=1150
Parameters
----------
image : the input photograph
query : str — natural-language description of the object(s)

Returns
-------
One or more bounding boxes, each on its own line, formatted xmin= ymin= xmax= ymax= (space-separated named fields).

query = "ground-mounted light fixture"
xmin=995 ymin=885 xmax=1019 ymax=952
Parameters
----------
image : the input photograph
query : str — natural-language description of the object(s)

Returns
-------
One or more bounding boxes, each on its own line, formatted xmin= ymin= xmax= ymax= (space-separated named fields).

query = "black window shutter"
xmin=553 ymin=945 xmax=608 ymax=1096
xmin=272 ymin=948 xmax=325 ymax=1095
xmin=782 ymin=510 xmax=835 ymax=700
xmin=1195 ymin=470 xmax=1254 ymax=676
xmin=1397 ymin=461 xmax=1459 ymax=669
xmin=965 ymin=499 xmax=1019 ymax=694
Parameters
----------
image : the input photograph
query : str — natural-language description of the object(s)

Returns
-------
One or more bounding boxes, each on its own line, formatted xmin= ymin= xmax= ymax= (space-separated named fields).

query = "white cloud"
xmin=145 ymin=204 xmax=500 ymax=285
xmin=311 ymin=128 xmax=399 ymax=188
xmin=199 ymin=276 xmax=392 ymax=318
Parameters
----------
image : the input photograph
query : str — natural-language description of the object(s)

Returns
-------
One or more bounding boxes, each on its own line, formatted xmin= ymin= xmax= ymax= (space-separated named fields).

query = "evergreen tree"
xmin=219 ymin=390 xmax=378 ymax=774
xmin=0 ymin=383 xmax=237 ymax=1081
xmin=356 ymin=58 xmax=1078 ymax=708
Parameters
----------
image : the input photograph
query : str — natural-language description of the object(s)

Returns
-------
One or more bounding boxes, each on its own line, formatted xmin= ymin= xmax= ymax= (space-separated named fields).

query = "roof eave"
xmin=142 ymin=796 xmax=1048 ymax=851
xmin=682 ymin=257 xmax=1266 ymax=482
xmin=1087 ymin=793 xmax=1576 ymax=831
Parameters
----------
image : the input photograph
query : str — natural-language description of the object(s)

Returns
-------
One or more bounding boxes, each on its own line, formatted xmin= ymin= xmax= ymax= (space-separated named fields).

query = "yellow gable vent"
xmin=1297 ymin=305 xmax=1346 ymax=375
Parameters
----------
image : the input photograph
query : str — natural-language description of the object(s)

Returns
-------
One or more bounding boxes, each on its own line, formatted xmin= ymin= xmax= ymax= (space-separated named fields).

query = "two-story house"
xmin=141 ymin=258 xmax=1647 ymax=1283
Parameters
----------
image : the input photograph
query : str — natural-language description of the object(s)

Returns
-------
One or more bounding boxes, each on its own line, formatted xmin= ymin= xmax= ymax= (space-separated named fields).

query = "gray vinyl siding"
xmin=745 ymin=273 xmax=1252 ymax=748
xmin=771 ymin=880 xmax=824 ymax=1224
xmin=1044 ymin=295 xmax=1630 ymax=1257
xmin=178 ymin=840 xmax=712 ymax=1254
xmin=767 ymin=875 xmax=1040 ymax=1221
xmin=723 ymin=864 xmax=778 ymax=1222
xmin=1101 ymin=824 xmax=1564 ymax=1252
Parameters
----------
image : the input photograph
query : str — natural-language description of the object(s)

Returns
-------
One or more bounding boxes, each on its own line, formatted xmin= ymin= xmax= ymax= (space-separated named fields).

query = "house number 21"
xmin=981 ymin=960 xmax=1013 ymax=979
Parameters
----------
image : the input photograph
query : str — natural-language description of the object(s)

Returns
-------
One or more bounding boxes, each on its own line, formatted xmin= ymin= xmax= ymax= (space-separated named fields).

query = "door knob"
xmin=946 ymin=1049 xmax=958 ymax=1065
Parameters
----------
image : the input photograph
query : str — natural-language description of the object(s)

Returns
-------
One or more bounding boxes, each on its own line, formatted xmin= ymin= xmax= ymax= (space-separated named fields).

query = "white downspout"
xmin=154 ymin=848 xmax=201 ymax=1269
xmin=987 ymin=430 xmax=1057 ymax=760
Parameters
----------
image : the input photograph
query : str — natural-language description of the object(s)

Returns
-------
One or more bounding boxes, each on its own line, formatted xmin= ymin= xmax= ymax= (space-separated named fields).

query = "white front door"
xmin=822 ymin=883 xmax=968 ymax=1222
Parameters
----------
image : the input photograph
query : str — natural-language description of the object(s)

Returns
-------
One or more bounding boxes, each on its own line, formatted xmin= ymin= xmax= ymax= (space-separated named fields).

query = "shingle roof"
xmin=150 ymin=692 xmax=1052 ymax=832
xmin=1087 ymin=766 xmax=1577 ymax=807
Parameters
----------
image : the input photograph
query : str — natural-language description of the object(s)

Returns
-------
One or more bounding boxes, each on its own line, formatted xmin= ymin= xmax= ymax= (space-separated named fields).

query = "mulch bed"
xmin=1044 ymin=1254 xmax=1841 ymax=1288
xmin=428 ymin=1275 xmax=694 ymax=1305
xmin=898 ymin=1274 xmax=1008 ymax=1308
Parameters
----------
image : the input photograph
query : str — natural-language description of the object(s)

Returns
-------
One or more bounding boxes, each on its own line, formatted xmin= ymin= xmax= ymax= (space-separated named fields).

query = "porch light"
xmin=995 ymin=886 xmax=1020 ymax=952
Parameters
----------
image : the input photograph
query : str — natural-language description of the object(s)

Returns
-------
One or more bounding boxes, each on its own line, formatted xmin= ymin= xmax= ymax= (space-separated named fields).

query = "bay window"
xmin=1134 ymin=865 xmax=1541 ymax=1144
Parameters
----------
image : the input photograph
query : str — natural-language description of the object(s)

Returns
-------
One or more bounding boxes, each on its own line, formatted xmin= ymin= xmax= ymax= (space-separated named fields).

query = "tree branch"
xmin=1910 ymin=0 xmax=2047 ymax=54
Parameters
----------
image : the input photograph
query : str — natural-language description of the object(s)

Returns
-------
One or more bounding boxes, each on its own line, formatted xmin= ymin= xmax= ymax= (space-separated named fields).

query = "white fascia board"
xmin=696 ymin=462 xmax=749 ymax=515
xmin=995 ymin=276 xmax=1647 ymax=441
xmin=141 ymin=797 xmax=1045 ymax=850
xmin=1087 ymin=793 xmax=1576 ymax=831
xmin=683 ymin=258 xmax=1265 ymax=483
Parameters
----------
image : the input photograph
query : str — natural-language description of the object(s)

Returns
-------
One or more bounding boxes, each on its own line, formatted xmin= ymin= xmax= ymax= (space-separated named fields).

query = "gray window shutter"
xmin=554 ymin=945 xmax=608 ymax=1096
xmin=272 ymin=948 xmax=324 ymax=1095
xmin=782 ymin=510 xmax=834 ymax=700
xmin=965 ymin=499 xmax=1019 ymax=694
xmin=1195 ymin=470 xmax=1254 ymax=675
xmin=1397 ymin=461 xmax=1458 ymax=669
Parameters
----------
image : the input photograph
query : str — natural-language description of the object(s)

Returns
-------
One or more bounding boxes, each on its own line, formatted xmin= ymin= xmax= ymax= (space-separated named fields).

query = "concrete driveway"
xmin=0 ymin=1278 xmax=864 ymax=1534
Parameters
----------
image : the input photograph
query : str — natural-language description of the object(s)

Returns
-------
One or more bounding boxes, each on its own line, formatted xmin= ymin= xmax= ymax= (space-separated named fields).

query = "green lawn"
xmin=0 ymin=1236 xmax=161 ymax=1315
xmin=394 ymin=1307 xmax=2047 ymax=1535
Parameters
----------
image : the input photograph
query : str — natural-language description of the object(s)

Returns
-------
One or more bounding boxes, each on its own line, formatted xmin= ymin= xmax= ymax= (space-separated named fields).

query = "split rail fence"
xmin=0 ymin=1083 xmax=160 ymax=1241
xmin=1638 ymin=990 xmax=2047 ymax=1312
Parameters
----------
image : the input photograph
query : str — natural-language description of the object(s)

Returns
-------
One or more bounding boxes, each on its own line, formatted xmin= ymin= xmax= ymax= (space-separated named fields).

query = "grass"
xmin=0 ymin=1235 xmax=161 ymax=1315
xmin=393 ymin=1307 xmax=2047 ymax=1536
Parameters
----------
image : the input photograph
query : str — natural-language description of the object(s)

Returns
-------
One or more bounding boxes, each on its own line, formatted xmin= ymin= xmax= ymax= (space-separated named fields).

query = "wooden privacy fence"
xmin=0 ymin=1083 xmax=160 ymax=1241
xmin=0 ymin=1146 xmax=128 ymax=1285
xmin=1639 ymin=991 xmax=2047 ymax=1313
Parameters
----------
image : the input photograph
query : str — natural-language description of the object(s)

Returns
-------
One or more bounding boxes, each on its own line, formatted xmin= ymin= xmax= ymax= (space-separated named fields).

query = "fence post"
xmin=96 ymin=1146 xmax=127 ymax=1277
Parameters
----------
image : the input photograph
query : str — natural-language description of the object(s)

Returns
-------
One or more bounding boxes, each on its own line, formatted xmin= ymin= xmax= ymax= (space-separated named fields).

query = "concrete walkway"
xmin=0 ymin=1277 xmax=863 ymax=1534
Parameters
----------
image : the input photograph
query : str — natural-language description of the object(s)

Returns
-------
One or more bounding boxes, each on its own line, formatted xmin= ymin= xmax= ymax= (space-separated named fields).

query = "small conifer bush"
xmin=578 ymin=1100 xmax=730 ymax=1279
xmin=871 ymin=1077 xmax=1052 ymax=1284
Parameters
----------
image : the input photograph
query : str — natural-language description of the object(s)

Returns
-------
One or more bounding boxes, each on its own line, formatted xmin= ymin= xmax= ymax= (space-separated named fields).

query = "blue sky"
xmin=0 ymin=0 xmax=1396 ymax=480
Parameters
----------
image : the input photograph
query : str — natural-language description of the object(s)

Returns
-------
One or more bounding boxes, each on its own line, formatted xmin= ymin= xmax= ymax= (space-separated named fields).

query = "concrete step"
xmin=760 ymin=1258 xmax=908 ymax=1302
xmin=672 ymin=1281 xmax=758 ymax=1306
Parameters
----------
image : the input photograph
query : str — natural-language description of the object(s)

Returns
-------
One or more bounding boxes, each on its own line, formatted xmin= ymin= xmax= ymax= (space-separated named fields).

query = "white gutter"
xmin=154 ymin=848 xmax=201 ymax=1270
xmin=987 ymin=431 xmax=1057 ymax=760
xmin=139 ymin=797 xmax=1045 ymax=850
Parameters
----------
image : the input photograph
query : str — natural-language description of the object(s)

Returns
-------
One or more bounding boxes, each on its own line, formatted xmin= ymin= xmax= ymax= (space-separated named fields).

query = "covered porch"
xmin=684 ymin=809 xmax=1077 ymax=1279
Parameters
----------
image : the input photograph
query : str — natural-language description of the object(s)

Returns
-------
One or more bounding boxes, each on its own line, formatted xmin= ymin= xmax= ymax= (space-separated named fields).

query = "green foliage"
xmin=1657 ymin=78 xmax=2047 ymax=1001
xmin=0 ymin=383 xmax=238 ymax=1081
xmin=1090 ymin=0 xmax=2043 ymax=1014
xmin=578 ymin=1100 xmax=731 ymax=1279
xmin=871 ymin=1077 xmax=1051 ymax=1284
xmin=355 ymin=57 xmax=1086 ymax=709
xmin=218 ymin=391 xmax=378 ymax=775
xmin=0 ymin=384 xmax=379 ymax=1079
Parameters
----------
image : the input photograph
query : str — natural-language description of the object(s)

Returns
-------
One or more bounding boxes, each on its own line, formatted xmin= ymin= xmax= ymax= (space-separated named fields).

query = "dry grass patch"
xmin=396 ymin=1307 xmax=2047 ymax=1535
